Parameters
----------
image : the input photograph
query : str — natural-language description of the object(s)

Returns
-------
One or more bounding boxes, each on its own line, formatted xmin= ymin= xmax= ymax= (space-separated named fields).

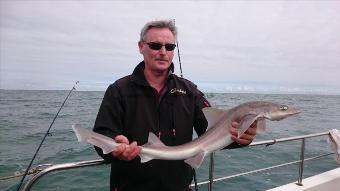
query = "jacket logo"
xmin=170 ymin=88 xmax=186 ymax=95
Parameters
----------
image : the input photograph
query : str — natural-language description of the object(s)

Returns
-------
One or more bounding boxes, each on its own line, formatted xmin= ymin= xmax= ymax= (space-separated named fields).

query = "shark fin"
xmin=140 ymin=154 xmax=153 ymax=163
xmin=256 ymin=118 xmax=266 ymax=132
xmin=144 ymin=132 xmax=166 ymax=147
xmin=184 ymin=152 xmax=206 ymax=169
xmin=237 ymin=114 xmax=259 ymax=138
xmin=140 ymin=132 xmax=166 ymax=163
xmin=202 ymin=107 xmax=228 ymax=129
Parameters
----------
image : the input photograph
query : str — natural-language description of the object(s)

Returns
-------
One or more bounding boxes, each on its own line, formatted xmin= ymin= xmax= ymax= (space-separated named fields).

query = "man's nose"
xmin=159 ymin=46 xmax=166 ymax=54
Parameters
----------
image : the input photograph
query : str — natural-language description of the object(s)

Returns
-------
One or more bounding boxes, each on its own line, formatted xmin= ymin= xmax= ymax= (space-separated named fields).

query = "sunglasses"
xmin=146 ymin=42 xmax=176 ymax=51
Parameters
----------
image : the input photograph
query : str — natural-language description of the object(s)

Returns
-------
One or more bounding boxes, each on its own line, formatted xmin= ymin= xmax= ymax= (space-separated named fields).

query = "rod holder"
xmin=208 ymin=152 xmax=215 ymax=191
xmin=296 ymin=138 xmax=306 ymax=186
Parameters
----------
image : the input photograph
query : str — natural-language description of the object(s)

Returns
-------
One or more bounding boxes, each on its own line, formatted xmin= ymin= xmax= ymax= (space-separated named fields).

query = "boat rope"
xmin=15 ymin=81 xmax=79 ymax=191
xmin=0 ymin=171 xmax=36 ymax=181
xmin=0 ymin=164 xmax=52 ymax=181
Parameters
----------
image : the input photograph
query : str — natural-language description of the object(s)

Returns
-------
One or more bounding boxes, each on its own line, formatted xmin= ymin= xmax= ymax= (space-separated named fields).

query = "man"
xmin=93 ymin=20 xmax=257 ymax=191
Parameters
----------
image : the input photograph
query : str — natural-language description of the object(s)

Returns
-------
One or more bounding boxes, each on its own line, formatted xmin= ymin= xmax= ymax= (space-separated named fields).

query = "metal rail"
xmin=248 ymin=131 xmax=329 ymax=146
xmin=22 ymin=160 xmax=106 ymax=191
xmin=22 ymin=131 xmax=333 ymax=191
xmin=195 ymin=152 xmax=334 ymax=187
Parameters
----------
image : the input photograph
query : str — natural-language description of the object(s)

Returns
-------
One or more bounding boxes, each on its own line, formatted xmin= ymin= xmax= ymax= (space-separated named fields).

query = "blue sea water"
xmin=0 ymin=90 xmax=339 ymax=191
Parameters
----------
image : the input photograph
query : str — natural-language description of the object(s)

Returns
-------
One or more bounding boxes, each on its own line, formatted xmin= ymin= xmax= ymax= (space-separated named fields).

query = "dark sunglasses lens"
xmin=147 ymin=42 xmax=176 ymax=51
xmin=165 ymin=44 xmax=176 ymax=51
xmin=148 ymin=43 xmax=162 ymax=50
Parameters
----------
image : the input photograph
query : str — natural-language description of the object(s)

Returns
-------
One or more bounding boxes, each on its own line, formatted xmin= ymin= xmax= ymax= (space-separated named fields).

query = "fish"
xmin=72 ymin=101 xmax=301 ymax=169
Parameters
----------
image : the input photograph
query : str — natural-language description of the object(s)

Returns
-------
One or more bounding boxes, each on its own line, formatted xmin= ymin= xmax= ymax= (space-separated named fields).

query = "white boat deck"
xmin=267 ymin=167 xmax=340 ymax=191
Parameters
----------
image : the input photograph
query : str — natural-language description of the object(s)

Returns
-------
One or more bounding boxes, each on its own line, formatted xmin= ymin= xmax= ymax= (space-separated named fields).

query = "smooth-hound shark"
xmin=72 ymin=101 xmax=301 ymax=168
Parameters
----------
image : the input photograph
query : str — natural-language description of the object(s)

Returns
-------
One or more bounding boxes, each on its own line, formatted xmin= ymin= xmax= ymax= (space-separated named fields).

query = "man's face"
xmin=139 ymin=28 xmax=175 ymax=73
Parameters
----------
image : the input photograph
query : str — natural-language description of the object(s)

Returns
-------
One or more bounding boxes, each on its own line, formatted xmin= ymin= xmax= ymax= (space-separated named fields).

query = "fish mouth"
xmin=288 ymin=108 xmax=302 ymax=116
xmin=270 ymin=108 xmax=301 ymax=121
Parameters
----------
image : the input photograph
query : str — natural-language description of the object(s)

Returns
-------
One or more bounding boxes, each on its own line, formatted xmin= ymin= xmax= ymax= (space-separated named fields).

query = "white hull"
xmin=267 ymin=167 xmax=340 ymax=191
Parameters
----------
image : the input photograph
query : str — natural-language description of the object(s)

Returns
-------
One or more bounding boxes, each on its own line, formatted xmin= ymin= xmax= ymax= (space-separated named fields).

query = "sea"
xmin=0 ymin=89 xmax=339 ymax=191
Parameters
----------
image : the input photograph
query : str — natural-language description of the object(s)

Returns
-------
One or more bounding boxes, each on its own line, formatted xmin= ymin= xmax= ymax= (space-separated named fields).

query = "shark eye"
xmin=280 ymin=105 xmax=288 ymax=111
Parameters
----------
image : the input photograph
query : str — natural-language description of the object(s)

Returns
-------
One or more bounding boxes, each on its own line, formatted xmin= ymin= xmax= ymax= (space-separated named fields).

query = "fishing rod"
xmin=173 ymin=19 xmax=200 ymax=191
xmin=173 ymin=19 xmax=184 ymax=78
xmin=176 ymin=39 xmax=183 ymax=78
xmin=173 ymin=18 xmax=200 ymax=191
xmin=16 ymin=81 xmax=79 ymax=191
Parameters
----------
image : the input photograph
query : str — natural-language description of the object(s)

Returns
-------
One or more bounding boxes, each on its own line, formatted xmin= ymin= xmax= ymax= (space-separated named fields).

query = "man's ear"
xmin=138 ymin=41 xmax=144 ymax=54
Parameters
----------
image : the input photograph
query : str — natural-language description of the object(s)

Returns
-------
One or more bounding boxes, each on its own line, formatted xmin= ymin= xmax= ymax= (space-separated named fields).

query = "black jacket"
xmin=94 ymin=62 xmax=210 ymax=191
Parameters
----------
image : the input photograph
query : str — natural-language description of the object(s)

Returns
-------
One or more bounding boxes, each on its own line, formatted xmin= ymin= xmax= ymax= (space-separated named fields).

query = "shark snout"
xmin=289 ymin=108 xmax=302 ymax=115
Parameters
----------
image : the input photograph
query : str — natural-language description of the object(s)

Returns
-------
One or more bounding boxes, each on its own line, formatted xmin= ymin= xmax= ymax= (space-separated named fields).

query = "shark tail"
xmin=72 ymin=124 xmax=90 ymax=143
xmin=72 ymin=124 xmax=117 ymax=154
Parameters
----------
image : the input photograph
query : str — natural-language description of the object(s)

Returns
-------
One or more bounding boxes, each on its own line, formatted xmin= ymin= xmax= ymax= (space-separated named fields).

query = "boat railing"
xmin=21 ymin=131 xmax=334 ymax=191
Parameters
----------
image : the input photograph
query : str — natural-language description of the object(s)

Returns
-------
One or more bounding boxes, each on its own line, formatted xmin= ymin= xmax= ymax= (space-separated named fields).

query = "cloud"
xmin=1 ymin=1 xmax=340 ymax=94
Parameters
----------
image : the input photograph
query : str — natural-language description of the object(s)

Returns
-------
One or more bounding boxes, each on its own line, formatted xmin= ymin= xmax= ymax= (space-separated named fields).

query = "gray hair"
xmin=139 ymin=20 xmax=177 ymax=42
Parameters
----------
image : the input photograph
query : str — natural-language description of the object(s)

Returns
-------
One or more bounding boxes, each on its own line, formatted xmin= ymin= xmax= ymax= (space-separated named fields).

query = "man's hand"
xmin=230 ymin=121 xmax=257 ymax=145
xmin=112 ymin=135 xmax=141 ymax=161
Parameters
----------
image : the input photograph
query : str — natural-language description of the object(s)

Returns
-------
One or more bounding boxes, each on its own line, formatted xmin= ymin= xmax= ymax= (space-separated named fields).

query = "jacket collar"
xmin=131 ymin=61 xmax=174 ymax=86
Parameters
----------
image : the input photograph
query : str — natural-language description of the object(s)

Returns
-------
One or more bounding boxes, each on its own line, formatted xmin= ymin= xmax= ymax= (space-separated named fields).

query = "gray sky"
xmin=1 ymin=0 xmax=340 ymax=94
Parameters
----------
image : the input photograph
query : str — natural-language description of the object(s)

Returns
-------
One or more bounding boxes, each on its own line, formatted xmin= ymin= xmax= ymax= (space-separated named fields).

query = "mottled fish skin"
xmin=72 ymin=101 xmax=301 ymax=169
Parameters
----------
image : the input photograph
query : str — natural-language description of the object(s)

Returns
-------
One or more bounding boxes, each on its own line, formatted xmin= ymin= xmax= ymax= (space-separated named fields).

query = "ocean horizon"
xmin=2 ymin=80 xmax=340 ymax=96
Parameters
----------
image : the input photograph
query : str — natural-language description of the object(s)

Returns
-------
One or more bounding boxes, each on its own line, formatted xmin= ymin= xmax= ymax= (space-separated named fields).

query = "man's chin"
xmin=156 ymin=60 xmax=169 ymax=65
xmin=153 ymin=66 xmax=170 ymax=74
xmin=155 ymin=62 xmax=170 ymax=69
